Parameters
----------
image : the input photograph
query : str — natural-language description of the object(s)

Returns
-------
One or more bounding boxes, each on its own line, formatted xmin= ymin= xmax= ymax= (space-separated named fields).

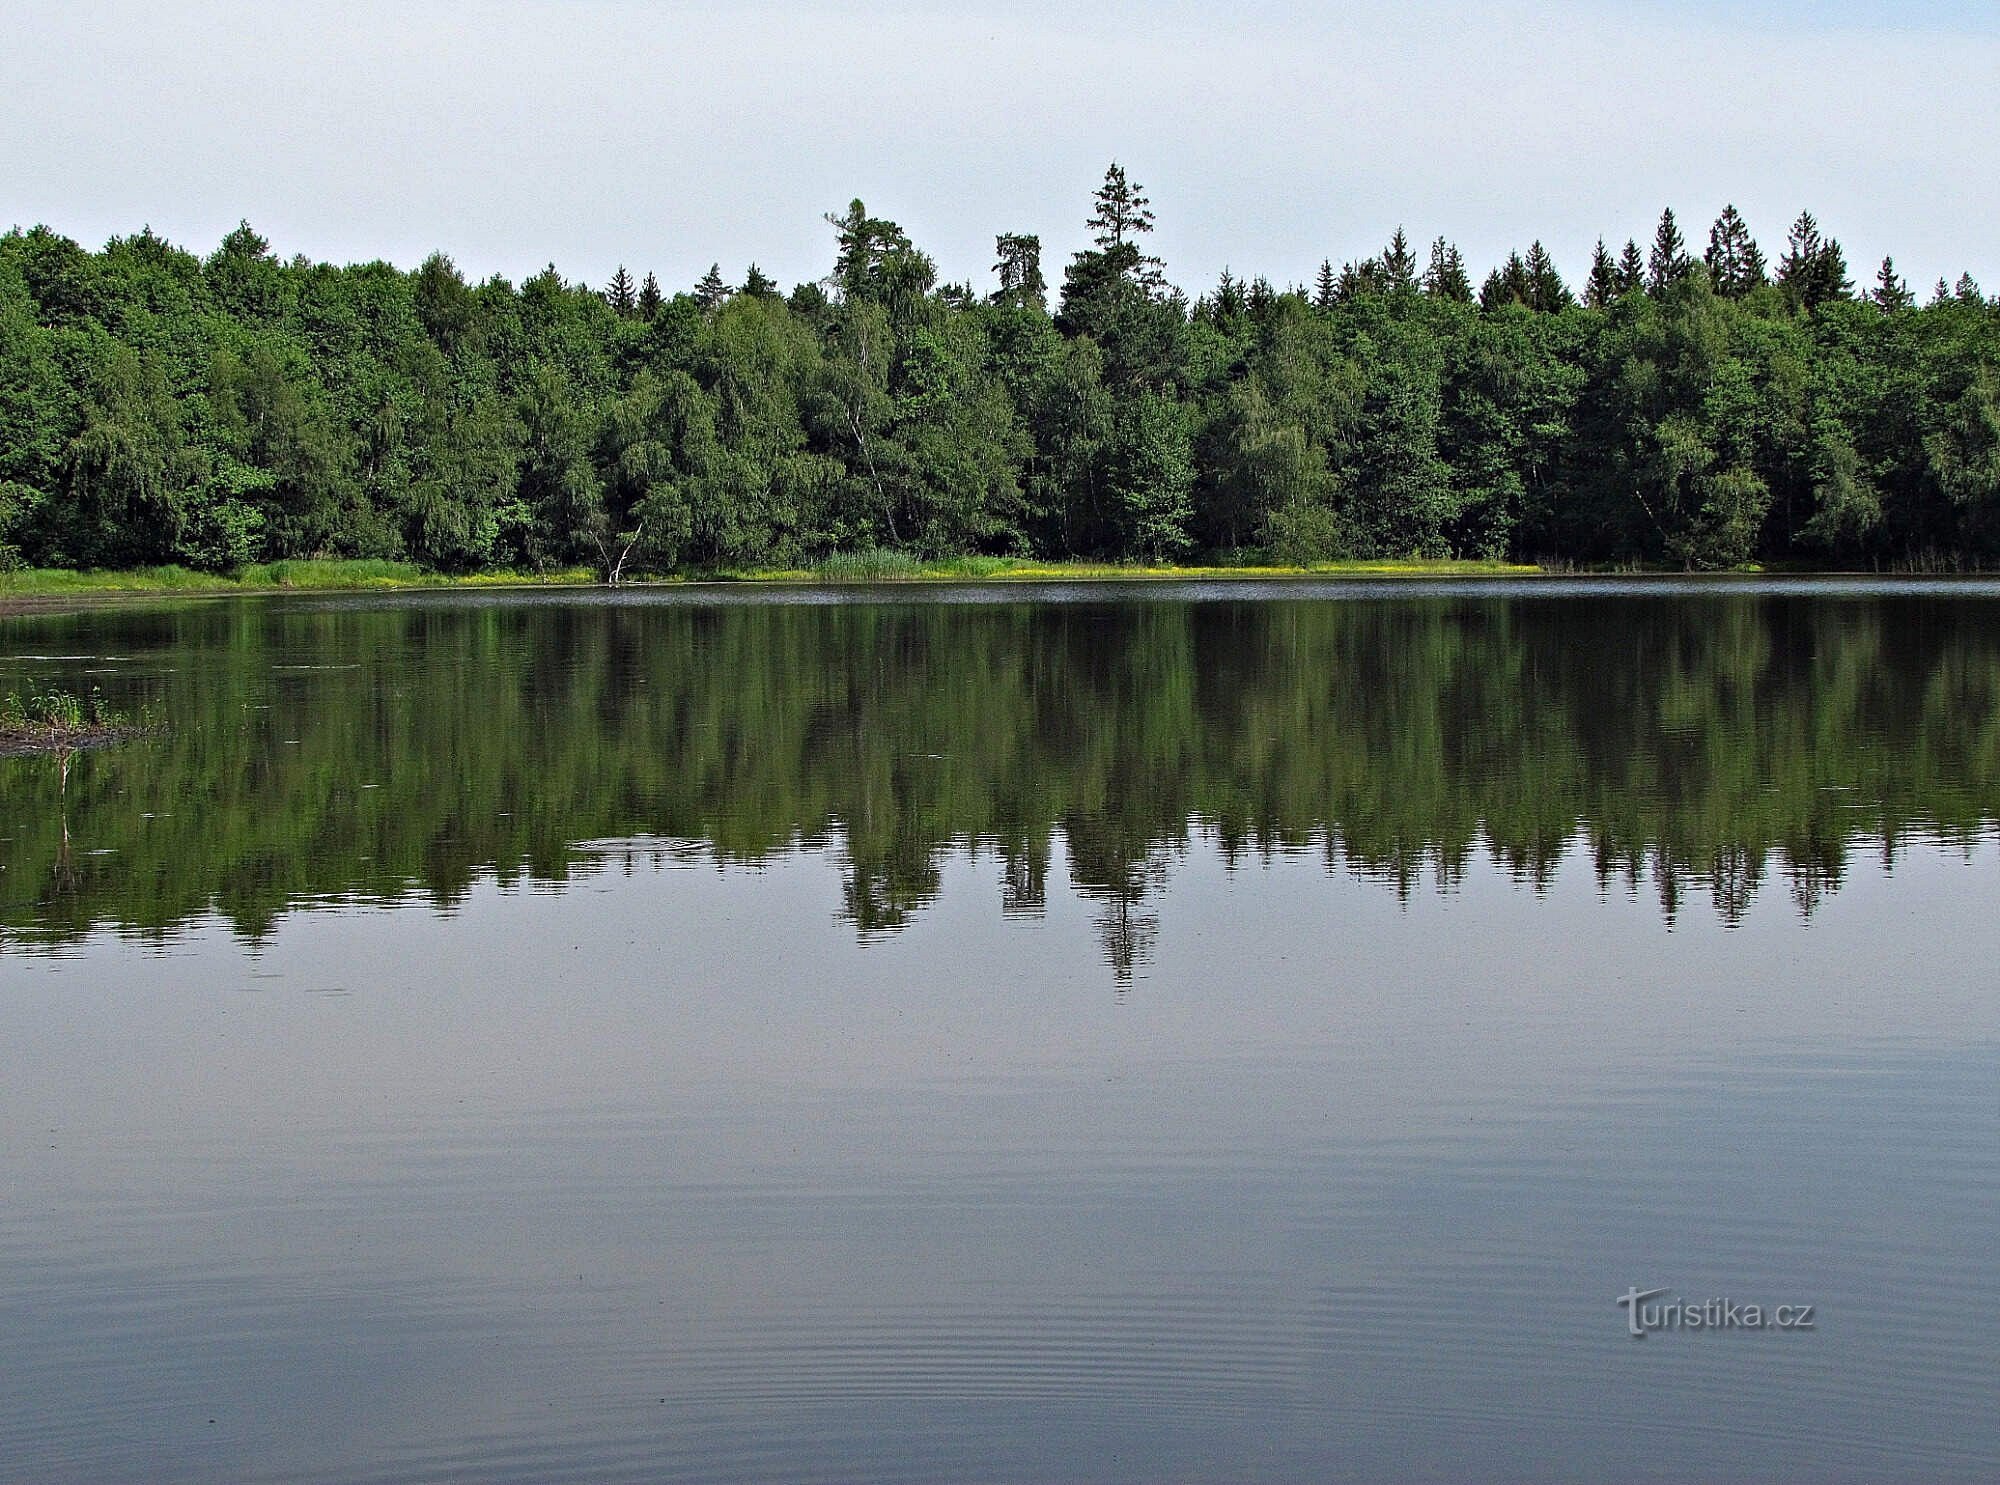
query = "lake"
xmin=3 ymin=578 xmax=1998 ymax=1483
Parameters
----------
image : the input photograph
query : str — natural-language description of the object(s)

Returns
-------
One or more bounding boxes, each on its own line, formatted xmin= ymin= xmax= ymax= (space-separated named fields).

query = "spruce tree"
xmin=1084 ymin=163 xmax=1166 ymax=294
xmin=741 ymin=263 xmax=779 ymax=299
xmin=1584 ymin=237 xmax=1619 ymax=308
xmin=694 ymin=263 xmax=730 ymax=309
xmin=1314 ymin=258 xmax=1338 ymax=311
xmin=1933 ymin=277 xmax=1954 ymax=306
xmin=605 ymin=264 xmax=637 ymax=316
xmin=1617 ymin=239 xmax=1645 ymax=297
xmin=1956 ymin=273 xmax=1984 ymax=304
xmin=1872 ymin=256 xmax=1913 ymax=312
xmin=1088 ymin=163 xmax=1155 ymax=248
xmin=1778 ymin=212 xmax=1849 ymax=309
xmin=1704 ymin=205 xmax=1765 ymax=298
xmin=1647 ymin=209 xmax=1689 ymax=295
xmin=1524 ymin=242 xmax=1570 ymax=312
xmin=637 ymin=271 xmax=663 ymax=318
xmin=1383 ymin=227 xmax=1418 ymax=291
xmin=1422 ymin=239 xmax=1472 ymax=302
xmin=1214 ymin=267 xmax=1246 ymax=319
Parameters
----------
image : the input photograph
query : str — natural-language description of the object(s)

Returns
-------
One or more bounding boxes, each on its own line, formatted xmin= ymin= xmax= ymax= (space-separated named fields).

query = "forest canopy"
xmin=3 ymin=167 xmax=1997 ymax=575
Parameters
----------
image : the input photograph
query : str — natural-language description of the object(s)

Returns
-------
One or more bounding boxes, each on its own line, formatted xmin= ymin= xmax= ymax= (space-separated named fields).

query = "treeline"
xmin=2 ymin=166 xmax=1997 ymax=575
xmin=6 ymin=592 xmax=1997 ymax=961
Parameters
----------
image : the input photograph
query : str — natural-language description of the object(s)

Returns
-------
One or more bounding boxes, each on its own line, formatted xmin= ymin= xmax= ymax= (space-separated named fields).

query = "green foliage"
xmin=1 ymin=184 xmax=1995 ymax=577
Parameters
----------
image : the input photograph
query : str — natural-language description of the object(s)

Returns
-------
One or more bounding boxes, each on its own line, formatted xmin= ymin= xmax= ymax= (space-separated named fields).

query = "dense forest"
xmin=7 ymin=593 xmax=1998 ymax=967
xmin=3 ymin=165 xmax=1997 ymax=576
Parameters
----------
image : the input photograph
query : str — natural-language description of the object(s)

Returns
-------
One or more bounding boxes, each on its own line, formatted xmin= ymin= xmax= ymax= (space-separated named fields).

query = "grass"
xmin=759 ymin=552 xmax=1542 ymax=584
xmin=0 ymin=682 xmax=158 ymax=752
xmin=0 ymin=560 xmax=597 ymax=599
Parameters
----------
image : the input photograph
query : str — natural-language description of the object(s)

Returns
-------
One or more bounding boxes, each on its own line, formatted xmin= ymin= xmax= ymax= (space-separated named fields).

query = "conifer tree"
xmin=1314 ymin=258 xmax=1338 ymax=311
xmin=1617 ymin=239 xmax=1645 ymax=297
xmin=1933 ymin=277 xmax=1954 ymax=306
xmin=605 ymin=264 xmax=637 ymax=316
xmin=1383 ymin=227 xmax=1418 ymax=291
xmin=1704 ymin=205 xmax=1766 ymax=298
xmin=1422 ymin=239 xmax=1472 ymax=302
xmin=1647 ymin=209 xmax=1689 ymax=295
xmin=1956 ymin=273 xmax=1983 ymax=304
xmin=637 ymin=272 xmax=663 ymax=318
xmin=741 ymin=263 xmax=779 ymax=299
xmin=1872 ymin=256 xmax=1913 ymax=312
xmin=1523 ymin=242 xmax=1570 ymax=312
xmin=1584 ymin=238 xmax=1619 ymax=308
xmin=1214 ymin=267 xmax=1246 ymax=319
xmin=1778 ymin=212 xmax=1851 ymax=310
xmin=694 ymin=263 xmax=730 ymax=309
xmin=991 ymin=233 xmax=1048 ymax=311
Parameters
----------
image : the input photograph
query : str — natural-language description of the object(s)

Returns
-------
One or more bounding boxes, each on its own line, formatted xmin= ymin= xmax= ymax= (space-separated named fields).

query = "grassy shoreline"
xmin=11 ymin=552 xmax=1976 ymax=603
xmin=1 ymin=555 xmax=1541 ymax=601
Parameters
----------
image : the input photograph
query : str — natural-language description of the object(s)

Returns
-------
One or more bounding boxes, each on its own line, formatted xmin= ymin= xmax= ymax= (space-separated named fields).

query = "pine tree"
xmin=991 ymin=233 xmax=1047 ymax=311
xmin=741 ymin=263 xmax=779 ymax=299
xmin=1422 ymin=239 xmax=1472 ymax=302
xmin=1584 ymin=237 xmax=1619 ymax=308
xmin=1872 ymin=256 xmax=1913 ymax=312
xmin=694 ymin=263 xmax=730 ymax=310
xmin=637 ymin=272 xmax=663 ymax=318
xmin=605 ymin=264 xmax=637 ymax=317
xmin=1085 ymin=163 xmax=1166 ymax=293
xmin=1647 ymin=209 xmax=1689 ymax=295
xmin=1089 ymin=163 xmax=1155 ymax=249
xmin=1383 ymin=227 xmax=1418 ymax=291
xmin=1704 ymin=205 xmax=1765 ymax=298
xmin=1617 ymin=239 xmax=1645 ymax=297
xmin=1314 ymin=258 xmax=1338 ymax=311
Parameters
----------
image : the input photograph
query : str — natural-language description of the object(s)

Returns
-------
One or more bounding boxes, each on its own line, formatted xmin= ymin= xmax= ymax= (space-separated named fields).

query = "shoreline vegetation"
xmin=1 ymin=555 xmax=1527 ymax=600
xmin=0 ymin=683 xmax=151 ymax=755
xmin=3 ymin=164 xmax=1997 ymax=587
xmin=8 ymin=553 xmax=2000 ymax=605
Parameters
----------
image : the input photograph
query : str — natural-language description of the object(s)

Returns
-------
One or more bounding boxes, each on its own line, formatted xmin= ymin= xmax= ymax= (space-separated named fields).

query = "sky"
xmin=5 ymin=0 xmax=1996 ymax=301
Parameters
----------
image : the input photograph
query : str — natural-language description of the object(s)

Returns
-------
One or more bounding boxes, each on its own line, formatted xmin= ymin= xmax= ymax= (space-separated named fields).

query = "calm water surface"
xmin=3 ymin=579 xmax=1998 ymax=1483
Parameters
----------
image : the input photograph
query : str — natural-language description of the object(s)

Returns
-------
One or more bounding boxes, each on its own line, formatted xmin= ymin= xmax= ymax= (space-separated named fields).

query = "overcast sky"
xmin=7 ymin=0 xmax=1996 ymax=301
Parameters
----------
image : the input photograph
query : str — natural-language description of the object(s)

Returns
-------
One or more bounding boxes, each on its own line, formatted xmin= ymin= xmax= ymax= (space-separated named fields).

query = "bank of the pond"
xmin=3 ymin=556 xmax=1546 ymax=604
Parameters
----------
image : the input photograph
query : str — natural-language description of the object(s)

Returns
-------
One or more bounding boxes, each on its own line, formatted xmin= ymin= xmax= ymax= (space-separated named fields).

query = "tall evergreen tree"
xmin=1956 ymin=273 xmax=1984 ymax=304
xmin=1617 ymin=239 xmax=1645 ymax=297
xmin=1584 ymin=237 xmax=1619 ymax=308
xmin=1647 ymin=209 xmax=1689 ymax=295
xmin=991 ymin=232 xmax=1048 ymax=311
xmin=740 ymin=263 xmax=779 ymax=299
xmin=1777 ymin=212 xmax=1853 ymax=310
xmin=1704 ymin=205 xmax=1766 ymax=297
xmin=1422 ymin=239 xmax=1472 ymax=302
xmin=605 ymin=265 xmax=637 ymax=317
xmin=1314 ymin=258 xmax=1338 ymax=311
xmin=1872 ymin=256 xmax=1913 ymax=312
xmin=1480 ymin=252 xmax=1533 ymax=311
xmin=637 ymin=271 xmax=663 ymax=318
xmin=694 ymin=263 xmax=730 ymax=309
xmin=1088 ymin=163 xmax=1155 ymax=249
xmin=1383 ymin=227 xmax=1418 ymax=292
xmin=1524 ymin=241 xmax=1570 ymax=312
